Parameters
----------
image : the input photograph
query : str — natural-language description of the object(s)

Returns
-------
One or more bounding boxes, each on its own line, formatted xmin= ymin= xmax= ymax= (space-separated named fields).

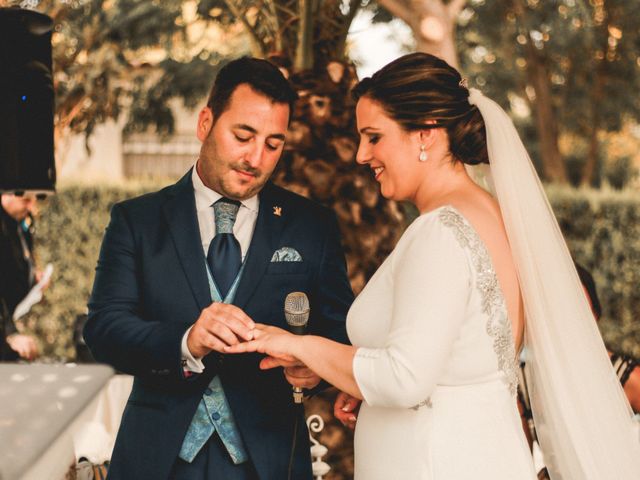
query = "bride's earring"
xmin=419 ymin=144 xmax=428 ymax=162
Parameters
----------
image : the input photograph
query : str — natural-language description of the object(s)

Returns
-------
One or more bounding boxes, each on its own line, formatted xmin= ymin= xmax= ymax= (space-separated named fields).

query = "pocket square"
xmin=270 ymin=247 xmax=303 ymax=262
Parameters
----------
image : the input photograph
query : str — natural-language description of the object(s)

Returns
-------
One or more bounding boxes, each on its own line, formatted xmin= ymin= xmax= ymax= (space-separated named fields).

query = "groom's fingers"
xmin=206 ymin=302 xmax=254 ymax=326
xmin=284 ymin=366 xmax=314 ymax=379
xmin=260 ymin=356 xmax=301 ymax=369
xmin=284 ymin=367 xmax=320 ymax=389
xmin=218 ymin=317 xmax=254 ymax=342
xmin=205 ymin=303 xmax=255 ymax=341
xmin=224 ymin=340 xmax=258 ymax=353
xmin=203 ymin=334 xmax=227 ymax=354
xmin=188 ymin=304 xmax=256 ymax=356
xmin=201 ymin=307 xmax=253 ymax=347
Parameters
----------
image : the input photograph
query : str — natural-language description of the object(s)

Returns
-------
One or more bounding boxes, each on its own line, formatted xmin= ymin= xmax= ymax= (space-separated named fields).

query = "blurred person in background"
xmin=0 ymin=193 xmax=44 ymax=361
xmin=574 ymin=263 xmax=640 ymax=412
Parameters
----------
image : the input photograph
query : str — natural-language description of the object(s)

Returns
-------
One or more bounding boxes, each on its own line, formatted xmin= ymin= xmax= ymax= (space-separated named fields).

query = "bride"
xmin=225 ymin=53 xmax=640 ymax=479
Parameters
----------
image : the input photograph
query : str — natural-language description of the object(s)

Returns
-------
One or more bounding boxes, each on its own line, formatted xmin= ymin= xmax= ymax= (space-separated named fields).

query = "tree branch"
xmin=224 ymin=0 xmax=267 ymax=56
xmin=377 ymin=0 xmax=414 ymax=25
xmin=263 ymin=0 xmax=282 ymax=51
xmin=56 ymin=93 xmax=89 ymax=132
xmin=295 ymin=0 xmax=315 ymax=70
xmin=447 ymin=0 xmax=467 ymax=21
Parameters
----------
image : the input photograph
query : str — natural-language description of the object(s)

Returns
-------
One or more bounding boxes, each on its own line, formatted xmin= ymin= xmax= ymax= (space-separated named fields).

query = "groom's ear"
xmin=197 ymin=106 xmax=214 ymax=142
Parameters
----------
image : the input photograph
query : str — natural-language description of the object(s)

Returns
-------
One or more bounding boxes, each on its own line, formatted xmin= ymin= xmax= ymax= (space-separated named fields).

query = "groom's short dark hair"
xmin=206 ymin=56 xmax=297 ymax=121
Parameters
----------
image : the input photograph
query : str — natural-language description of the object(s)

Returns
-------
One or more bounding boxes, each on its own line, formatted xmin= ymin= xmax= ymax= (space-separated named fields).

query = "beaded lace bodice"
xmin=349 ymin=205 xmax=521 ymax=413
xmin=439 ymin=206 xmax=519 ymax=396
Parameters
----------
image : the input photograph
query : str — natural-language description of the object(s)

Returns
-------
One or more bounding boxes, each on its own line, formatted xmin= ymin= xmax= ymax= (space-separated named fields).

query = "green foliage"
xmin=195 ymin=0 xmax=362 ymax=70
xmin=11 ymin=0 xmax=364 ymax=141
xmin=19 ymin=183 xmax=640 ymax=361
xmin=547 ymin=185 xmax=640 ymax=356
xmin=459 ymin=0 xmax=640 ymax=183
xmin=124 ymin=57 xmax=222 ymax=136
xmin=23 ymin=182 xmax=162 ymax=360
xmin=8 ymin=0 xmax=229 ymax=140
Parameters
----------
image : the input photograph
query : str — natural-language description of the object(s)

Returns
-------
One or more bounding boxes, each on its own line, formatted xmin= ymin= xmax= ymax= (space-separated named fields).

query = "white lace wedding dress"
xmin=347 ymin=205 xmax=537 ymax=480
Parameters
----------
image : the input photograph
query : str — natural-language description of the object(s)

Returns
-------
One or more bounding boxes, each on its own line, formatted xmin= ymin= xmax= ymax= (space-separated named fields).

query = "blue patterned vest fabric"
xmin=178 ymin=263 xmax=249 ymax=464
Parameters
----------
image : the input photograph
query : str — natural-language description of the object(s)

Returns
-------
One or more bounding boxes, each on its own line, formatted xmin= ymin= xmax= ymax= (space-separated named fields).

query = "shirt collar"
xmin=192 ymin=161 xmax=259 ymax=213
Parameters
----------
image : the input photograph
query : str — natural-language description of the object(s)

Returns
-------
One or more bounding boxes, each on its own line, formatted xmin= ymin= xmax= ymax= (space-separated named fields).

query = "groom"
xmin=84 ymin=57 xmax=353 ymax=479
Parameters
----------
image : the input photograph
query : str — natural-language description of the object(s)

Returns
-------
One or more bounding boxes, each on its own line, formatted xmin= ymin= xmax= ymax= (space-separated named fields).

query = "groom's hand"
xmin=284 ymin=365 xmax=321 ymax=389
xmin=260 ymin=356 xmax=321 ymax=390
xmin=187 ymin=303 xmax=255 ymax=358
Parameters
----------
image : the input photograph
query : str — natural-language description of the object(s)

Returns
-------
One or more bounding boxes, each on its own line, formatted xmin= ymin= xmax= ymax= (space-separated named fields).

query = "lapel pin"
xmin=273 ymin=206 xmax=282 ymax=217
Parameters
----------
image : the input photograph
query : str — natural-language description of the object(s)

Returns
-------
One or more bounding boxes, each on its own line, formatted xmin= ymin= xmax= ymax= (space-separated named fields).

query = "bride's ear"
xmin=418 ymin=122 xmax=439 ymax=149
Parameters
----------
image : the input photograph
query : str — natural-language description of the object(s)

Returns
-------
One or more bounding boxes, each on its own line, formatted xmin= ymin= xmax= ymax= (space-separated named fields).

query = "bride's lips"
xmin=373 ymin=166 xmax=384 ymax=180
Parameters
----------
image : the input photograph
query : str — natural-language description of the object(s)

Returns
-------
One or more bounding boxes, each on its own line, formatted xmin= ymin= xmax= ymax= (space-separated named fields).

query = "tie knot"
xmin=213 ymin=198 xmax=240 ymax=234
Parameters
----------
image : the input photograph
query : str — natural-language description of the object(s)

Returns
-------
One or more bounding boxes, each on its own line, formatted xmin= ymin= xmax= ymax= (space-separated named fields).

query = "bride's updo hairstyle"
xmin=352 ymin=52 xmax=489 ymax=166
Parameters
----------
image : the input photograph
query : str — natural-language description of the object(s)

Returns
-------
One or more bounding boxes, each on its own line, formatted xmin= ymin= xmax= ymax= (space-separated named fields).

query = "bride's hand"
xmin=227 ymin=328 xmax=322 ymax=389
xmin=334 ymin=391 xmax=361 ymax=430
xmin=223 ymin=324 xmax=298 ymax=363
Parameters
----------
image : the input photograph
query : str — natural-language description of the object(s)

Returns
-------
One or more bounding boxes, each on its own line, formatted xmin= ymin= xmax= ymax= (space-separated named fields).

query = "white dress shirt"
xmin=181 ymin=162 xmax=260 ymax=372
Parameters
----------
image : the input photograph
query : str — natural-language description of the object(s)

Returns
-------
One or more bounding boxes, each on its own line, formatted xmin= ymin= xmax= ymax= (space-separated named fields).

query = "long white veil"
xmin=467 ymin=88 xmax=640 ymax=479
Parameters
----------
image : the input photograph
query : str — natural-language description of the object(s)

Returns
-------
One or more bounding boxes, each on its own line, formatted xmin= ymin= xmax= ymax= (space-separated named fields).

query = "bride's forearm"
xmin=291 ymin=335 xmax=363 ymax=400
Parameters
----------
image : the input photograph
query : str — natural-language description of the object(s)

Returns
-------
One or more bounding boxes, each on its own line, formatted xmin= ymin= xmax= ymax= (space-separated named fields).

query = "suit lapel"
xmin=163 ymin=170 xmax=211 ymax=312
xmin=234 ymin=183 xmax=285 ymax=309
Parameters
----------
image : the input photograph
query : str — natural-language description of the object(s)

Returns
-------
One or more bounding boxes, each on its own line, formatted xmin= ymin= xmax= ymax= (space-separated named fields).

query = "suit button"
xmin=204 ymin=388 xmax=213 ymax=396
xmin=211 ymin=412 xmax=221 ymax=421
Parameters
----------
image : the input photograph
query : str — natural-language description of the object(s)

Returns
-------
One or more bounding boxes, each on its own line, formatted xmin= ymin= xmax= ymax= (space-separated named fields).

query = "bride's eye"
xmin=368 ymin=134 xmax=380 ymax=145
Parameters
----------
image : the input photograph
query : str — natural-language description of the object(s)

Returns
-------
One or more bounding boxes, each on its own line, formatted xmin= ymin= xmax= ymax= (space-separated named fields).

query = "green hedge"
xmin=21 ymin=182 xmax=640 ymax=360
xmin=25 ymin=182 xmax=162 ymax=360
xmin=546 ymin=185 xmax=640 ymax=355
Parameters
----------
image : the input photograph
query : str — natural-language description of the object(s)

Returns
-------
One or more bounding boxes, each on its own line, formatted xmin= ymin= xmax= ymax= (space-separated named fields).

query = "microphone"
xmin=284 ymin=292 xmax=310 ymax=403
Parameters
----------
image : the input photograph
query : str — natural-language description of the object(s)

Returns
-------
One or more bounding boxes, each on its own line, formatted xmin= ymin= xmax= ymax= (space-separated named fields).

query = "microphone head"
xmin=284 ymin=291 xmax=310 ymax=329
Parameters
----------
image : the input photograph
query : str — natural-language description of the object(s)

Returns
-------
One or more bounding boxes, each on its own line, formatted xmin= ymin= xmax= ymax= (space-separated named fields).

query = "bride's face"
xmin=355 ymin=97 xmax=422 ymax=202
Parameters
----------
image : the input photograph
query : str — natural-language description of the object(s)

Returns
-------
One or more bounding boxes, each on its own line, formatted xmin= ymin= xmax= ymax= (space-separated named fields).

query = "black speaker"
xmin=0 ymin=8 xmax=56 ymax=194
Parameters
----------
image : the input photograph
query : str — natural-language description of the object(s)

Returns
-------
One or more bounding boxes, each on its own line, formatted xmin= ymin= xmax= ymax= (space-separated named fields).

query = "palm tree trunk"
xmin=294 ymin=0 xmax=315 ymax=70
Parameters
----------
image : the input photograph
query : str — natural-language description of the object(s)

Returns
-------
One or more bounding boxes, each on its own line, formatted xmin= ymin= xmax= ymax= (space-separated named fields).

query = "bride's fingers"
xmin=224 ymin=340 xmax=259 ymax=353
xmin=252 ymin=328 xmax=266 ymax=339
xmin=254 ymin=324 xmax=289 ymax=335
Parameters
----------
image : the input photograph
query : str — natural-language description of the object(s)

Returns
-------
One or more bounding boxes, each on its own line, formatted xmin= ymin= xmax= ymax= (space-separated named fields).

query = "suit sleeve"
xmin=305 ymin=211 xmax=354 ymax=395
xmin=352 ymin=215 xmax=470 ymax=408
xmin=84 ymin=203 xmax=196 ymax=382
xmin=309 ymin=210 xmax=353 ymax=343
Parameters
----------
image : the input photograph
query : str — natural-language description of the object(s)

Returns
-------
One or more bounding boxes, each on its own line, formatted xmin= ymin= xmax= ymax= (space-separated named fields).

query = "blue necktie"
xmin=207 ymin=198 xmax=241 ymax=299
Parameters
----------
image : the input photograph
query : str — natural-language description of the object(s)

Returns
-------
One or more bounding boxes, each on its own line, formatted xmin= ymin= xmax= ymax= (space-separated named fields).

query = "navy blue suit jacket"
xmin=84 ymin=171 xmax=353 ymax=479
